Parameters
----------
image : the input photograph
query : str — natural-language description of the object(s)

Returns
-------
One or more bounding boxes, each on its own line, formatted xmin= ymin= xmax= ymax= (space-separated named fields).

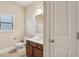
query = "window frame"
xmin=0 ymin=12 xmax=15 ymax=32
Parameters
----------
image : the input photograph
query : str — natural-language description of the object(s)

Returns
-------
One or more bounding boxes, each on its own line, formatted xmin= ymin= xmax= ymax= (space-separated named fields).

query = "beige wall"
xmin=0 ymin=2 xmax=24 ymax=49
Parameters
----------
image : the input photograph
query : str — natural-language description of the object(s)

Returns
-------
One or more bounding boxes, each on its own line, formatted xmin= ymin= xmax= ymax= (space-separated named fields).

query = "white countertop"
xmin=24 ymin=37 xmax=43 ymax=45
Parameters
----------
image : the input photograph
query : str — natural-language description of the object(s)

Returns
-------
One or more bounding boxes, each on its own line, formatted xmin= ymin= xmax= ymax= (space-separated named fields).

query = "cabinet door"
xmin=26 ymin=44 xmax=32 ymax=57
xmin=34 ymin=48 xmax=43 ymax=57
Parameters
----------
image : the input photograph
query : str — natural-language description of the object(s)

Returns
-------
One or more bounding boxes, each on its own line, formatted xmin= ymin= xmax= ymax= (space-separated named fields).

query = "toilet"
xmin=15 ymin=38 xmax=26 ymax=52
xmin=15 ymin=43 xmax=25 ymax=52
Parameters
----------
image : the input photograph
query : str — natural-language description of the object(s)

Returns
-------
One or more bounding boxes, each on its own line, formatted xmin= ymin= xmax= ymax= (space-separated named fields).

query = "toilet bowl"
xmin=15 ymin=42 xmax=25 ymax=52
xmin=15 ymin=38 xmax=26 ymax=52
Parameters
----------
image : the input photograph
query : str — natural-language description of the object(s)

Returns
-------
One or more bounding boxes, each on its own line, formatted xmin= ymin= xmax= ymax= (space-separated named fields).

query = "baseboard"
xmin=0 ymin=46 xmax=15 ymax=55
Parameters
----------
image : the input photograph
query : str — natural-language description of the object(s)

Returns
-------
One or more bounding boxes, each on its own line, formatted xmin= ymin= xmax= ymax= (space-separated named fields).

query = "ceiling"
xmin=10 ymin=1 xmax=34 ymax=7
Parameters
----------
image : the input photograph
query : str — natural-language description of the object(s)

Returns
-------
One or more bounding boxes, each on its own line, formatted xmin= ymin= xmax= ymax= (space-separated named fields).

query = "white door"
xmin=49 ymin=1 xmax=77 ymax=57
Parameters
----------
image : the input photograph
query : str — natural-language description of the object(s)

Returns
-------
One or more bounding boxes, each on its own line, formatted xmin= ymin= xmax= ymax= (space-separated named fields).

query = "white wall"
xmin=0 ymin=2 xmax=24 ymax=49
xmin=25 ymin=1 xmax=43 ymax=37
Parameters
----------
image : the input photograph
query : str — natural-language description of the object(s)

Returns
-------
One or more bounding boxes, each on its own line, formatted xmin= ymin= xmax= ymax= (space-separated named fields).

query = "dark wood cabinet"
xmin=26 ymin=44 xmax=32 ymax=57
xmin=26 ymin=40 xmax=43 ymax=57
xmin=34 ymin=48 xmax=43 ymax=57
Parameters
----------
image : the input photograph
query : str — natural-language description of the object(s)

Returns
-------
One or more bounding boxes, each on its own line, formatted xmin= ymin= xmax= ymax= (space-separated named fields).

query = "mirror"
xmin=35 ymin=14 xmax=43 ymax=33
xmin=35 ymin=8 xmax=43 ymax=38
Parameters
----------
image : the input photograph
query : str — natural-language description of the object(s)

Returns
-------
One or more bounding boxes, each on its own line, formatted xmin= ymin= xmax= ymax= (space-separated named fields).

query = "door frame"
xmin=43 ymin=1 xmax=50 ymax=57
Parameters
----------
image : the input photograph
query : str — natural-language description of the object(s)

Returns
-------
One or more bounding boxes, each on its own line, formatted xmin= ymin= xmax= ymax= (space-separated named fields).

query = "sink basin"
xmin=25 ymin=36 xmax=43 ymax=44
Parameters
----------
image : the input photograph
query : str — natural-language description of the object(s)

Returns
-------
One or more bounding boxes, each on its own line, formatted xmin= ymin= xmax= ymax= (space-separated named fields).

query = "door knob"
xmin=50 ymin=40 xmax=54 ymax=43
xmin=77 ymin=32 xmax=79 ymax=39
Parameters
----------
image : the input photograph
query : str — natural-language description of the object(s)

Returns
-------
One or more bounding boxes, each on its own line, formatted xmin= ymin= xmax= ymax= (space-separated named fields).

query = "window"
xmin=0 ymin=13 xmax=15 ymax=32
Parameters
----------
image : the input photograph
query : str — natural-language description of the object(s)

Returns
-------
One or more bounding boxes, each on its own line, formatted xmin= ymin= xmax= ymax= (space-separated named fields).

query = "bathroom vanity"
xmin=26 ymin=38 xmax=43 ymax=57
xmin=25 ymin=7 xmax=43 ymax=57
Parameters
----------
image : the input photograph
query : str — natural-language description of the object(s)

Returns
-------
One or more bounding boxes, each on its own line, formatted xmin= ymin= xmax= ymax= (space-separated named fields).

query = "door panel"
xmin=49 ymin=1 xmax=77 ymax=57
xmin=54 ymin=48 xmax=71 ymax=57
xmin=54 ymin=2 xmax=68 ymax=36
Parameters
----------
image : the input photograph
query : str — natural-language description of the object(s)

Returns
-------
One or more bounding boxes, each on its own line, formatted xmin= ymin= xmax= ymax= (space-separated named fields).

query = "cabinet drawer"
xmin=36 ymin=44 xmax=43 ymax=50
xmin=29 ymin=41 xmax=36 ymax=47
